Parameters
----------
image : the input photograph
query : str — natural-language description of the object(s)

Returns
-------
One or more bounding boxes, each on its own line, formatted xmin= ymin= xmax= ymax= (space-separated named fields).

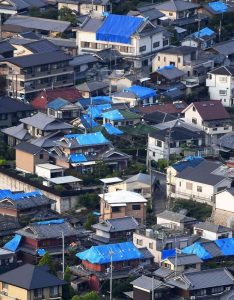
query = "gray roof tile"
xmin=92 ymin=216 xmax=140 ymax=232
xmin=195 ymin=222 xmax=231 ymax=233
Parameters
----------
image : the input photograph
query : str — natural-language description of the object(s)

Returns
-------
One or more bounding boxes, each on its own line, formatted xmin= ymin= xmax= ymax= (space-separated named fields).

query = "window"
xmin=186 ymin=182 xmax=193 ymax=190
xmin=169 ymin=61 xmax=175 ymax=66
xmin=34 ymin=288 xmax=42 ymax=298
xmin=81 ymin=41 xmax=90 ymax=48
xmin=193 ymin=106 xmax=196 ymax=112
xmin=112 ymin=207 xmax=121 ymax=212
xmin=169 ymin=12 xmax=173 ymax=16
xmin=149 ymin=242 xmax=153 ymax=249
xmin=163 ymin=39 xmax=169 ymax=46
xmin=179 ymin=240 xmax=188 ymax=248
xmin=153 ymin=41 xmax=160 ymax=48
xmin=192 ymin=118 xmax=197 ymax=124
xmin=194 ymin=289 xmax=206 ymax=296
xmin=139 ymin=45 xmax=146 ymax=52
xmin=219 ymin=76 xmax=227 ymax=83
xmin=156 ymin=140 xmax=162 ymax=147
xmin=158 ymin=56 xmax=160 ymax=61
xmin=50 ymin=286 xmax=59 ymax=297
xmin=211 ymin=286 xmax=224 ymax=294
xmin=179 ymin=181 xmax=181 ymax=187
xmin=165 ymin=242 xmax=172 ymax=249
xmin=132 ymin=204 xmax=141 ymax=210
xmin=178 ymin=57 xmax=181 ymax=63
xmin=213 ymin=128 xmax=217 ymax=131
xmin=2 ymin=283 xmax=8 ymax=290
xmin=219 ymin=90 xmax=227 ymax=95
xmin=136 ymin=239 xmax=143 ymax=246
xmin=197 ymin=186 xmax=202 ymax=192
xmin=224 ymin=126 xmax=229 ymax=130
xmin=39 ymin=153 xmax=44 ymax=159
xmin=164 ymin=57 xmax=166 ymax=62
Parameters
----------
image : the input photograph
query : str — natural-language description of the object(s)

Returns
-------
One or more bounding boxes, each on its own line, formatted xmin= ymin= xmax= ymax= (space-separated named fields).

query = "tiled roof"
xmin=165 ymin=254 xmax=202 ymax=265
xmin=131 ymin=275 xmax=164 ymax=291
xmin=15 ymin=142 xmax=43 ymax=154
xmin=155 ymin=0 xmax=199 ymax=12
xmin=138 ymin=101 xmax=187 ymax=115
xmin=92 ymin=216 xmax=140 ymax=232
xmin=195 ymin=222 xmax=231 ymax=233
xmin=0 ymin=96 xmax=34 ymax=114
xmin=209 ymin=66 xmax=234 ymax=76
xmin=157 ymin=210 xmax=196 ymax=223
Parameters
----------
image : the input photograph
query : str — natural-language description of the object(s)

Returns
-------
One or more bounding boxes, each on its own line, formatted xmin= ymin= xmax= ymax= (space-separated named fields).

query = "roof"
xmin=0 ymin=41 xmax=15 ymax=54
xmin=20 ymin=112 xmax=73 ymax=131
xmin=207 ymin=1 xmax=228 ymax=13
xmin=153 ymin=267 xmax=174 ymax=278
xmin=92 ymin=216 xmax=140 ymax=233
xmin=76 ymin=241 xmax=143 ymax=264
xmin=1 ymin=123 xmax=30 ymax=140
xmin=96 ymin=14 xmax=144 ymax=44
xmin=218 ymin=133 xmax=234 ymax=150
xmin=192 ymin=27 xmax=215 ymax=39
xmin=77 ymin=81 xmax=109 ymax=92
xmin=2 ymin=50 xmax=72 ymax=68
xmin=138 ymin=101 xmax=187 ymax=115
xmin=64 ymin=131 xmax=109 ymax=146
xmin=47 ymin=98 xmax=70 ymax=110
xmin=24 ymin=39 xmax=59 ymax=53
xmin=143 ymin=111 xmax=177 ymax=124
xmin=70 ymin=54 xmax=99 ymax=66
xmin=157 ymin=210 xmax=196 ymax=223
xmin=16 ymin=219 xmax=78 ymax=239
xmin=158 ymin=46 xmax=196 ymax=55
xmin=49 ymin=176 xmax=82 ymax=184
xmin=155 ymin=0 xmax=199 ymax=12
xmin=99 ymin=190 xmax=147 ymax=204
xmin=194 ymin=222 xmax=231 ymax=233
xmin=15 ymin=142 xmax=44 ymax=154
xmin=131 ymin=275 xmax=165 ymax=291
xmin=176 ymin=160 xmax=227 ymax=186
xmin=0 ymin=264 xmax=66 ymax=290
xmin=125 ymin=172 xmax=153 ymax=185
xmin=36 ymin=163 xmax=63 ymax=170
xmin=0 ymin=96 xmax=34 ymax=114
xmin=212 ymin=39 xmax=234 ymax=56
xmin=124 ymin=85 xmax=156 ymax=100
xmin=165 ymin=254 xmax=202 ymax=266
xmin=209 ymin=66 xmax=234 ymax=76
xmin=5 ymin=15 xmax=70 ymax=32
xmin=171 ymin=156 xmax=204 ymax=172
xmin=167 ymin=268 xmax=234 ymax=290
xmin=154 ymin=119 xmax=200 ymax=132
xmin=183 ymin=100 xmax=231 ymax=121
xmin=155 ymin=65 xmax=185 ymax=79
xmin=80 ymin=17 xmax=103 ymax=33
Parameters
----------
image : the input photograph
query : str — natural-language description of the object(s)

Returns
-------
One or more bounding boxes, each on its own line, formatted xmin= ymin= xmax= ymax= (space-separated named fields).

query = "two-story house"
xmin=99 ymin=190 xmax=147 ymax=224
xmin=182 ymin=100 xmax=232 ymax=144
xmin=206 ymin=66 xmax=234 ymax=107
xmin=193 ymin=222 xmax=232 ymax=240
xmin=58 ymin=0 xmax=112 ymax=17
xmin=152 ymin=46 xmax=214 ymax=87
xmin=182 ymin=27 xmax=216 ymax=50
xmin=75 ymin=14 xmax=170 ymax=69
xmin=0 ymin=51 xmax=74 ymax=101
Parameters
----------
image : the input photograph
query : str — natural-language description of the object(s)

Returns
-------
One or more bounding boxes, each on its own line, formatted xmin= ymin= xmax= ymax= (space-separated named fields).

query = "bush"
xmin=78 ymin=193 xmax=99 ymax=210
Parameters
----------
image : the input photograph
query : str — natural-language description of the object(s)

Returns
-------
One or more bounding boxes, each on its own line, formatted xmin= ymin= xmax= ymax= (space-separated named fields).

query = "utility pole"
xmin=151 ymin=275 xmax=154 ymax=300
xmin=109 ymin=250 xmax=113 ymax=300
xmin=62 ymin=231 xmax=65 ymax=279
xmin=166 ymin=127 xmax=172 ymax=209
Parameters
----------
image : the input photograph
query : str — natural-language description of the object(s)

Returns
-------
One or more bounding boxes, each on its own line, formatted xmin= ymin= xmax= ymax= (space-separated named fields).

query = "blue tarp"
xmin=158 ymin=65 xmax=174 ymax=71
xmin=193 ymin=27 xmax=215 ymax=38
xmin=78 ymin=96 xmax=112 ymax=109
xmin=0 ymin=190 xmax=43 ymax=201
xmin=103 ymin=123 xmax=123 ymax=135
xmin=37 ymin=249 xmax=46 ymax=256
xmin=70 ymin=153 xmax=87 ymax=163
xmin=0 ymin=189 xmax=12 ymax=199
xmin=4 ymin=234 xmax=22 ymax=252
xmin=36 ymin=219 xmax=65 ymax=225
xmin=102 ymin=109 xmax=124 ymax=121
xmin=87 ymin=104 xmax=112 ymax=118
xmin=76 ymin=242 xmax=143 ymax=264
xmin=208 ymin=1 xmax=228 ymax=12
xmin=124 ymin=85 xmax=156 ymax=100
xmin=47 ymin=98 xmax=69 ymax=110
xmin=182 ymin=242 xmax=212 ymax=260
xmin=161 ymin=249 xmax=176 ymax=260
xmin=172 ymin=156 xmax=204 ymax=172
xmin=93 ymin=211 xmax=101 ymax=216
xmin=65 ymin=131 xmax=110 ymax=146
xmin=96 ymin=14 xmax=144 ymax=44
xmin=215 ymin=238 xmax=234 ymax=256
xmin=80 ymin=114 xmax=98 ymax=129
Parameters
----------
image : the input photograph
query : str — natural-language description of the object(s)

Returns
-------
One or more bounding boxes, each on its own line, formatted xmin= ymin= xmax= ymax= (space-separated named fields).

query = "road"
xmin=152 ymin=170 xmax=167 ymax=214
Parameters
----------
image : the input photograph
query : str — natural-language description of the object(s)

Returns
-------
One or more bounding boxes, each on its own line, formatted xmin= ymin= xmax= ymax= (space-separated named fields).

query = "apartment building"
xmin=75 ymin=14 xmax=170 ymax=69
xmin=0 ymin=51 xmax=74 ymax=101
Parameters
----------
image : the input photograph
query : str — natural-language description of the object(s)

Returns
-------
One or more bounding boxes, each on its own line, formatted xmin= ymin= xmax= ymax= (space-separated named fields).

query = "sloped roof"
xmin=195 ymin=222 xmax=231 ymax=233
xmin=0 ymin=264 xmax=66 ymax=289
xmin=0 ymin=41 xmax=15 ymax=54
xmin=15 ymin=142 xmax=43 ymax=154
xmin=131 ymin=275 xmax=165 ymax=291
xmin=165 ymin=254 xmax=202 ymax=265
xmin=24 ymin=39 xmax=59 ymax=53
xmin=155 ymin=0 xmax=199 ymax=12
xmin=212 ymin=39 xmax=234 ymax=56
xmin=92 ymin=216 xmax=140 ymax=232
xmin=157 ymin=210 xmax=196 ymax=223
xmin=0 ymin=96 xmax=34 ymax=114
xmin=209 ymin=66 xmax=234 ymax=76
xmin=138 ymin=101 xmax=187 ymax=115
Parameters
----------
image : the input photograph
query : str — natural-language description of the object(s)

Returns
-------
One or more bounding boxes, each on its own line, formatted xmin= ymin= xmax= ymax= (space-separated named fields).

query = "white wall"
xmin=216 ymin=190 xmax=234 ymax=212
xmin=193 ymin=227 xmax=232 ymax=240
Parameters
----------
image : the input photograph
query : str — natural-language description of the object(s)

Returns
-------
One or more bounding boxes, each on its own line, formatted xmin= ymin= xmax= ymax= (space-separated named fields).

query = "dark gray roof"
xmin=157 ymin=210 xmax=196 ymax=223
xmin=113 ymin=91 xmax=136 ymax=99
xmin=0 ymin=195 xmax=53 ymax=210
xmin=80 ymin=17 xmax=103 ymax=33
xmin=0 ymin=264 xmax=66 ymax=290
xmin=155 ymin=66 xmax=185 ymax=80
xmin=159 ymin=46 xmax=196 ymax=55
xmin=20 ymin=31 xmax=41 ymax=39
xmin=25 ymin=39 xmax=59 ymax=53
xmin=77 ymin=81 xmax=108 ymax=92
xmin=92 ymin=216 xmax=140 ymax=233
xmin=20 ymin=112 xmax=73 ymax=131
xmin=1 ymin=123 xmax=31 ymax=140
xmin=9 ymin=37 xmax=36 ymax=45
xmin=137 ymin=5 xmax=165 ymax=20
xmin=125 ymin=172 xmax=155 ymax=185
xmin=176 ymin=160 xmax=227 ymax=186
xmin=0 ymin=96 xmax=34 ymax=114
xmin=0 ymin=41 xmax=15 ymax=54
xmin=131 ymin=275 xmax=165 ymax=291
xmin=17 ymin=221 xmax=78 ymax=239
xmin=218 ymin=133 xmax=234 ymax=150
xmin=154 ymin=267 xmax=174 ymax=279
xmin=139 ymin=247 xmax=154 ymax=259
xmin=165 ymin=254 xmax=202 ymax=266
xmin=155 ymin=0 xmax=199 ymax=12
xmin=202 ymin=241 xmax=222 ymax=258
xmin=44 ymin=37 xmax=76 ymax=48
xmin=70 ymin=54 xmax=99 ymax=66
xmin=5 ymin=15 xmax=70 ymax=32
xmin=212 ymin=39 xmax=234 ymax=56
xmin=172 ymin=268 xmax=234 ymax=290
xmin=2 ymin=51 xmax=72 ymax=68
xmin=195 ymin=222 xmax=231 ymax=233
xmin=209 ymin=66 xmax=234 ymax=76
xmin=15 ymin=142 xmax=43 ymax=154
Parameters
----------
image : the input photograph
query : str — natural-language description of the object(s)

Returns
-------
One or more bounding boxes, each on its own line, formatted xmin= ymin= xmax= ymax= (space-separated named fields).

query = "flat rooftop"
xmin=36 ymin=163 xmax=64 ymax=170
xmin=49 ymin=176 xmax=82 ymax=185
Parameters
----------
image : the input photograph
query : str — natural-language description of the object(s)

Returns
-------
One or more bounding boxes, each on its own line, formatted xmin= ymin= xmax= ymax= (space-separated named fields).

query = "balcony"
xmin=182 ymin=77 xmax=199 ymax=88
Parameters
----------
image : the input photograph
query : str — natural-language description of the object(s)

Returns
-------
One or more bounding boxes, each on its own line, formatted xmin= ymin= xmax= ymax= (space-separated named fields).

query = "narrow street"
xmin=152 ymin=170 xmax=167 ymax=214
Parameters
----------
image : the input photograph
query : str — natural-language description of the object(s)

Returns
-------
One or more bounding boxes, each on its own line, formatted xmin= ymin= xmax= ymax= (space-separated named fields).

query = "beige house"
xmin=213 ymin=188 xmax=234 ymax=227
xmin=0 ymin=263 xmax=65 ymax=300
xmin=15 ymin=142 xmax=49 ymax=174
xmin=161 ymin=254 xmax=202 ymax=272
xmin=99 ymin=190 xmax=147 ymax=224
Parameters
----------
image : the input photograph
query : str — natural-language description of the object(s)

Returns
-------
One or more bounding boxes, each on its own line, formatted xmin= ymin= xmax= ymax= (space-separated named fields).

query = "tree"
xmin=84 ymin=213 xmax=96 ymax=230
xmin=64 ymin=266 xmax=71 ymax=282
xmin=59 ymin=7 xmax=77 ymax=26
xmin=71 ymin=291 xmax=101 ymax=300
xmin=38 ymin=252 xmax=56 ymax=275
xmin=78 ymin=193 xmax=99 ymax=210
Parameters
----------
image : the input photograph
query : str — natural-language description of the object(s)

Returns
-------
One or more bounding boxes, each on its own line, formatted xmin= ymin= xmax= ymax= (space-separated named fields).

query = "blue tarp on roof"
xmin=65 ymin=131 xmax=109 ymax=146
xmin=158 ymin=65 xmax=174 ymax=71
xmin=80 ymin=114 xmax=98 ymax=129
xmin=36 ymin=219 xmax=65 ymax=225
xmin=0 ymin=189 xmax=12 ymax=199
xmin=103 ymin=123 xmax=123 ymax=135
xmin=124 ymin=85 xmax=156 ymax=100
xmin=215 ymin=238 xmax=234 ymax=256
xmin=76 ymin=242 xmax=143 ymax=264
xmin=193 ymin=27 xmax=215 ymax=38
xmin=78 ymin=96 xmax=112 ymax=109
xmin=102 ymin=109 xmax=124 ymax=121
xmin=47 ymin=98 xmax=69 ymax=110
xmin=96 ymin=14 xmax=144 ymax=44
xmin=70 ymin=153 xmax=87 ymax=163
xmin=208 ymin=1 xmax=227 ymax=12
xmin=87 ymin=104 xmax=112 ymax=118
xmin=37 ymin=249 xmax=46 ymax=256
xmin=162 ymin=249 xmax=176 ymax=260
xmin=4 ymin=234 xmax=22 ymax=252
xmin=0 ymin=190 xmax=43 ymax=201
xmin=172 ymin=156 xmax=204 ymax=172
xmin=182 ymin=242 xmax=212 ymax=260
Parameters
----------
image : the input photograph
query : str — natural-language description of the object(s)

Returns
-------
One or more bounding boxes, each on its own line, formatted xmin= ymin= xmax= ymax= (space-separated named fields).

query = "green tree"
xmin=84 ymin=213 xmax=96 ymax=230
xmin=78 ymin=193 xmax=99 ymax=210
xmin=64 ymin=266 xmax=71 ymax=282
xmin=28 ymin=6 xmax=41 ymax=17
xmin=59 ymin=7 xmax=77 ymax=26
xmin=41 ymin=8 xmax=58 ymax=20
xmin=38 ymin=252 xmax=56 ymax=275
xmin=71 ymin=291 xmax=100 ymax=300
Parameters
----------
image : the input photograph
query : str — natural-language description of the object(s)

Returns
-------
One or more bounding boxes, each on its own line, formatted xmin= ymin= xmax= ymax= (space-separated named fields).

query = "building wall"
xmin=16 ymin=150 xmax=49 ymax=174
xmin=0 ymin=206 xmax=17 ymax=217
xmin=215 ymin=190 xmax=234 ymax=212
xmin=12 ymin=44 xmax=33 ymax=57
xmin=193 ymin=227 xmax=232 ymax=240
xmin=35 ymin=165 xmax=64 ymax=179
xmin=0 ymin=282 xmax=29 ymax=300
xmin=133 ymin=287 xmax=151 ymax=300
xmin=157 ymin=217 xmax=181 ymax=228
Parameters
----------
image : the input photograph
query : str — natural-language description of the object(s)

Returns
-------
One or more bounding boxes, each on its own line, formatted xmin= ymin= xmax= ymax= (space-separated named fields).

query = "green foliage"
xmin=78 ymin=193 xmax=99 ymax=210
xmin=63 ymin=285 xmax=75 ymax=300
xmin=101 ymin=277 xmax=135 ymax=298
xmin=28 ymin=7 xmax=58 ymax=19
xmin=209 ymin=12 xmax=234 ymax=41
xmin=38 ymin=252 xmax=56 ymax=275
xmin=64 ymin=266 xmax=71 ymax=282
xmin=71 ymin=292 xmax=100 ymax=300
xmin=172 ymin=199 xmax=212 ymax=221
xmin=59 ymin=7 xmax=77 ymax=26
xmin=84 ymin=213 xmax=96 ymax=230
xmin=157 ymin=159 xmax=168 ymax=172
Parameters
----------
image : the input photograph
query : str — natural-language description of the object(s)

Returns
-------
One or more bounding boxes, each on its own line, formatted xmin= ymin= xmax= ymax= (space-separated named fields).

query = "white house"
xmin=75 ymin=14 xmax=170 ymax=69
xmin=182 ymin=100 xmax=232 ymax=144
xmin=174 ymin=160 xmax=232 ymax=205
xmin=35 ymin=163 xmax=64 ymax=179
xmin=156 ymin=210 xmax=196 ymax=230
xmin=193 ymin=222 xmax=232 ymax=240
xmin=206 ymin=66 xmax=234 ymax=107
